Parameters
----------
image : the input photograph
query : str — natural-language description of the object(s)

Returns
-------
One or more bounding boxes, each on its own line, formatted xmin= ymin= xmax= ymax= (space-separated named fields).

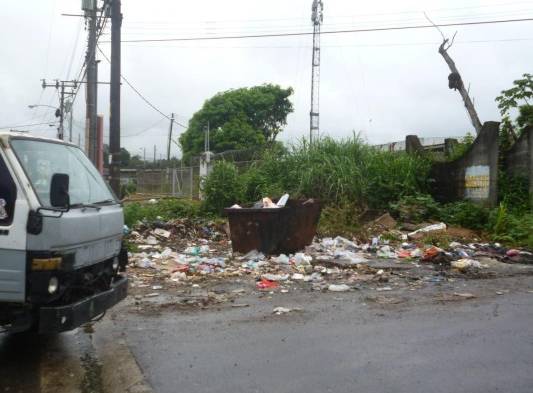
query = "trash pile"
xmin=125 ymin=209 xmax=533 ymax=305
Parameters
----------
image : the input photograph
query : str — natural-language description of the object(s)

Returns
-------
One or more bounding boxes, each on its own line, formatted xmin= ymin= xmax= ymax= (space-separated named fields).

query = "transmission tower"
xmin=310 ymin=0 xmax=323 ymax=143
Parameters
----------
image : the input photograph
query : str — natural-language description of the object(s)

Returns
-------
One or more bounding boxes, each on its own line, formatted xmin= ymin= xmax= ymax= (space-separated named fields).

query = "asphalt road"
xmin=1 ymin=275 xmax=532 ymax=393
xmin=119 ymin=277 xmax=533 ymax=393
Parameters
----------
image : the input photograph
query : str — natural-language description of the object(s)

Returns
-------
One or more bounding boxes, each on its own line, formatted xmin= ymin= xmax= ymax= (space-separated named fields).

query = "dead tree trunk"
xmin=439 ymin=40 xmax=483 ymax=135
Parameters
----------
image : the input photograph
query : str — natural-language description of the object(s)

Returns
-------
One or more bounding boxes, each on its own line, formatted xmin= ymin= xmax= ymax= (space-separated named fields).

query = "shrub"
xmin=123 ymin=198 xmax=202 ymax=227
xmin=202 ymin=161 xmax=243 ymax=213
xmin=488 ymin=204 xmax=533 ymax=248
xmin=389 ymin=194 xmax=441 ymax=223
xmin=438 ymin=201 xmax=490 ymax=230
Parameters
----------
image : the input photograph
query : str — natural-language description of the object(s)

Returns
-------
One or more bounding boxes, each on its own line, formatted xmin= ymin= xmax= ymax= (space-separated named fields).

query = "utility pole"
xmin=109 ymin=0 xmax=122 ymax=195
xmin=424 ymin=14 xmax=483 ymax=135
xmin=310 ymin=0 xmax=323 ymax=143
xmin=41 ymin=79 xmax=78 ymax=140
xmin=84 ymin=0 xmax=98 ymax=163
xmin=68 ymin=100 xmax=74 ymax=142
xmin=58 ymin=82 xmax=65 ymax=140
xmin=167 ymin=113 xmax=174 ymax=161
xmin=153 ymin=145 xmax=156 ymax=164
xmin=439 ymin=40 xmax=483 ymax=135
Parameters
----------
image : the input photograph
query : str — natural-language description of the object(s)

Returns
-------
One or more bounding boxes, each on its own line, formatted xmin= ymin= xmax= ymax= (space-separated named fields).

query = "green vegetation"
xmin=202 ymin=161 xmax=244 ymax=214
xmin=123 ymin=198 xmax=203 ymax=227
xmin=496 ymin=73 xmax=532 ymax=148
xmin=179 ymin=84 xmax=294 ymax=162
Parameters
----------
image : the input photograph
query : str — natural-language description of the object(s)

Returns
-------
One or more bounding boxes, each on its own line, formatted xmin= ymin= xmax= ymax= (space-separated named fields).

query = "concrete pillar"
xmin=444 ymin=138 xmax=459 ymax=158
xmin=405 ymin=135 xmax=423 ymax=154
xmin=199 ymin=151 xmax=213 ymax=200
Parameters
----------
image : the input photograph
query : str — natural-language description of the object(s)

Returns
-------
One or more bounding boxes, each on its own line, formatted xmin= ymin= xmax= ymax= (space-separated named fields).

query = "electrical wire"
xmin=0 ymin=121 xmax=59 ymax=129
xmin=109 ymin=17 xmax=533 ymax=43
xmin=96 ymin=44 xmax=187 ymax=129
xmin=121 ymin=116 xmax=168 ymax=138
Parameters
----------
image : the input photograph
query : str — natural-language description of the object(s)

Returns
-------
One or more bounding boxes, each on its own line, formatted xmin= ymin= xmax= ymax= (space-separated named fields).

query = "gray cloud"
xmin=1 ymin=0 xmax=532 ymax=159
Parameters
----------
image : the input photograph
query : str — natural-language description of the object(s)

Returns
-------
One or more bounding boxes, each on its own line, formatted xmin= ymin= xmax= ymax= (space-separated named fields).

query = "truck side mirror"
xmin=50 ymin=173 xmax=70 ymax=209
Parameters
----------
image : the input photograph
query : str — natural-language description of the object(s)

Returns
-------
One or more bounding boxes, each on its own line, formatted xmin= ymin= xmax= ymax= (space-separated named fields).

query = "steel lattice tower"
xmin=310 ymin=0 xmax=323 ymax=143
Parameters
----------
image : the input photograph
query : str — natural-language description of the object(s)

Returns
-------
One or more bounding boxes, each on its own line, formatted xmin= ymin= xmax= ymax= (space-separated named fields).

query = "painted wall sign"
xmin=464 ymin=165 xmax=490 ymax=200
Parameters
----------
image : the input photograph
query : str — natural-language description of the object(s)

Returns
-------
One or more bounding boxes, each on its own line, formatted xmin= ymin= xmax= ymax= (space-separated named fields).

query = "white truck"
xmin=0 ymin=132 xmax=127 ymax=333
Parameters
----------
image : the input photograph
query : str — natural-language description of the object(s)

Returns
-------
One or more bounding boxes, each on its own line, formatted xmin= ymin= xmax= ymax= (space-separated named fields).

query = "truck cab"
xmin=0 ymin=132 xmax=127 ymax=333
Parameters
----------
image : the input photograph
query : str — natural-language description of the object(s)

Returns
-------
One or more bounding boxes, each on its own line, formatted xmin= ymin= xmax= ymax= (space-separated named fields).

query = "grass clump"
xmin=317 ymin=202 xmax=362 ymax=238
xmin=123 ymin=198 xmax=203 ymax=227
xmin=204 ymin=136 xmax=432 ymax=211
xmin=389 ymin=194 xmax=441 ymax=223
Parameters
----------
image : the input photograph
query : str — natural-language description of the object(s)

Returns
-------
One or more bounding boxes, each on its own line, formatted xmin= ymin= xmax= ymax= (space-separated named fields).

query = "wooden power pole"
xmin=109 ymin=0 xmax=122 ymax=196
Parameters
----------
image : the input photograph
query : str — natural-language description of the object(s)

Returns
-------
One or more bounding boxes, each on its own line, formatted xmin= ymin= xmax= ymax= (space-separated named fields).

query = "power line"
xmin=109 ymin=17 xmax=533 ymax=43
xmin=0 ymin=121 xmax=59 ymax=129
xmin=96 ymin=44 xmax=187 ymax=129
xmin=127 ymin=37 xmax=533 ymax=49
xmin=121 ymin=116 xmax=167 ymax=138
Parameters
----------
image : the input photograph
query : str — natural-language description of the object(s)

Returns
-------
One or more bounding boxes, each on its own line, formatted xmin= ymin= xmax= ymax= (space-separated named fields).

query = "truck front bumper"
xmin=38 ymin=276 xmax=128 ymax=334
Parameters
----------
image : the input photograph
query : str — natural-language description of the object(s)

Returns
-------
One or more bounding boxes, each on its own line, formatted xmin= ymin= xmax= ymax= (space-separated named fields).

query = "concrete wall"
xmin=429 ymin=121 xmax=500 ymax=207
xmin=505 ymin=126 xmax=533 ymax=207
xmin=505 ymin=127 xmax=531 ymax=177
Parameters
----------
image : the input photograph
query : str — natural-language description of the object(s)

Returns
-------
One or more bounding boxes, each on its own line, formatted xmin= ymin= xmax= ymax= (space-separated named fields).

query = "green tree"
xmin=179 ymin=84 xmax=293 ymax=162
xmin=495 ymin=73 xmax=533 ymax=147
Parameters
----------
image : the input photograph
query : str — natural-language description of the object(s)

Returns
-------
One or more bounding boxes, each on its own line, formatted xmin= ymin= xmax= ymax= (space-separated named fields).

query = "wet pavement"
xmin=119 ymin=274 xmax=533 ymax=393
xmin=2 ymin=273 xmax=532 ymax=393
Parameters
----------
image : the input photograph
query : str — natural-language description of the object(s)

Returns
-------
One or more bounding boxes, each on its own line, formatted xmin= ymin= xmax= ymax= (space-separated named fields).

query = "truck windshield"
xmin=10 ymin=139 xmax=116 ymax=208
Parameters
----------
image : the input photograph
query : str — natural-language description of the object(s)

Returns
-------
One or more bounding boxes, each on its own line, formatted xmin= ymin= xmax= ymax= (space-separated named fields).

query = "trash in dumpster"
xmin=224 ymin=198 xmax=321 ymax=255
xmin=277 ymin=193 xmax=289 ymax=207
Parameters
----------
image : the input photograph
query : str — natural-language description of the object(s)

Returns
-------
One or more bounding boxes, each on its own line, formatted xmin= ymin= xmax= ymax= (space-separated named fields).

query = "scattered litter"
xmin=153 ymin=228 xmax=171 ymax=238
xmin=453 ymin=292 xmax=476 ymax=299
xmin=262 ymin=273 xmax=289 ymax=282
xmin=451 ymin=259 xmax=482 ymax=272
xmin=328 ymin=284 xmax=351 ymax=292
xmin=376 ymin=286 xmax=393 ymax=292
xmin=229 ymin=204 xmax=242 ymax=209
xmin=232 ymin=303 xmax=249 ymax=308
xmin=272 ymin=254 xmax=290 ymax=265
xmin=408 ymin=222 xmax=447 ymax=240
xmin=256 ymin=279 xmax=279 ymax=290
xmin=272 ymin=306 xmax=302 ymax=315
xmin=144 ymin=293 xmax=160 ymax=298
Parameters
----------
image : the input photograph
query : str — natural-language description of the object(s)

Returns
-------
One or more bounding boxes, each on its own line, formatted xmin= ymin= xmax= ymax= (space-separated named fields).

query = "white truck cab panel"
xmin=0 ymin=132 xmax=128 ymax=333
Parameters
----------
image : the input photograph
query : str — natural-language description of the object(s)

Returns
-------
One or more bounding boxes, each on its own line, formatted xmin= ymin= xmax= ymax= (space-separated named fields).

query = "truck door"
xmin=0 ymin=150 xmax=28 ymax=302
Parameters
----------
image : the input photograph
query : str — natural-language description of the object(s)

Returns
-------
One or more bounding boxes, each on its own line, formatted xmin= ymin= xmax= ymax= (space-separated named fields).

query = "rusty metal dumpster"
xmin=224 ymin=199 xmax=321 ymax=255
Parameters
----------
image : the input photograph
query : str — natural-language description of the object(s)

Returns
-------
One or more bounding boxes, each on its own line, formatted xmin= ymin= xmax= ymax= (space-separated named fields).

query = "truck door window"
xmin=0 ymin=154 xmax=16 ymax=226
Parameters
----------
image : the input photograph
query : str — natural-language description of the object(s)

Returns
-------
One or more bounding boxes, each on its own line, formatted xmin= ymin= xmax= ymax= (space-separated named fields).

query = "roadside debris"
xmin=125 ymin=211 xmax=533 ymax=312
xmin=272 ymin=306 xmax=302 ymax=315
xmin=408 ymin=222 xmax=447 ymax=240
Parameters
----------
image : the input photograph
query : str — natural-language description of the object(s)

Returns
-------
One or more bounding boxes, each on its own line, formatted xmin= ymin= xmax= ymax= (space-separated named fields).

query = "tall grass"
xmin=205 ymin=135 xmax=432 ymax=211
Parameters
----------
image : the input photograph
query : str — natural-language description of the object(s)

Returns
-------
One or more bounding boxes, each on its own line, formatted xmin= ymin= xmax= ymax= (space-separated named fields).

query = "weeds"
xmin=123 ymin=198 xmax=203 ymax=227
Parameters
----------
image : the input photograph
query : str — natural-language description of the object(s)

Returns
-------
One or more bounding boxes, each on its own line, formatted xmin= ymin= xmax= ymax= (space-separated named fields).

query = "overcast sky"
xmin=1 ymin=0 xmax=532 ymax=159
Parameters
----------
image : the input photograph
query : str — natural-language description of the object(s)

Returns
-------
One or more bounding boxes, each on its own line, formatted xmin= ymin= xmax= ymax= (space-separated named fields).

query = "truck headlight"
xmin=112 ymin=257 xmax=119 ymax=271
xmin=48 ymin=277 xmax=59 ymax=294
